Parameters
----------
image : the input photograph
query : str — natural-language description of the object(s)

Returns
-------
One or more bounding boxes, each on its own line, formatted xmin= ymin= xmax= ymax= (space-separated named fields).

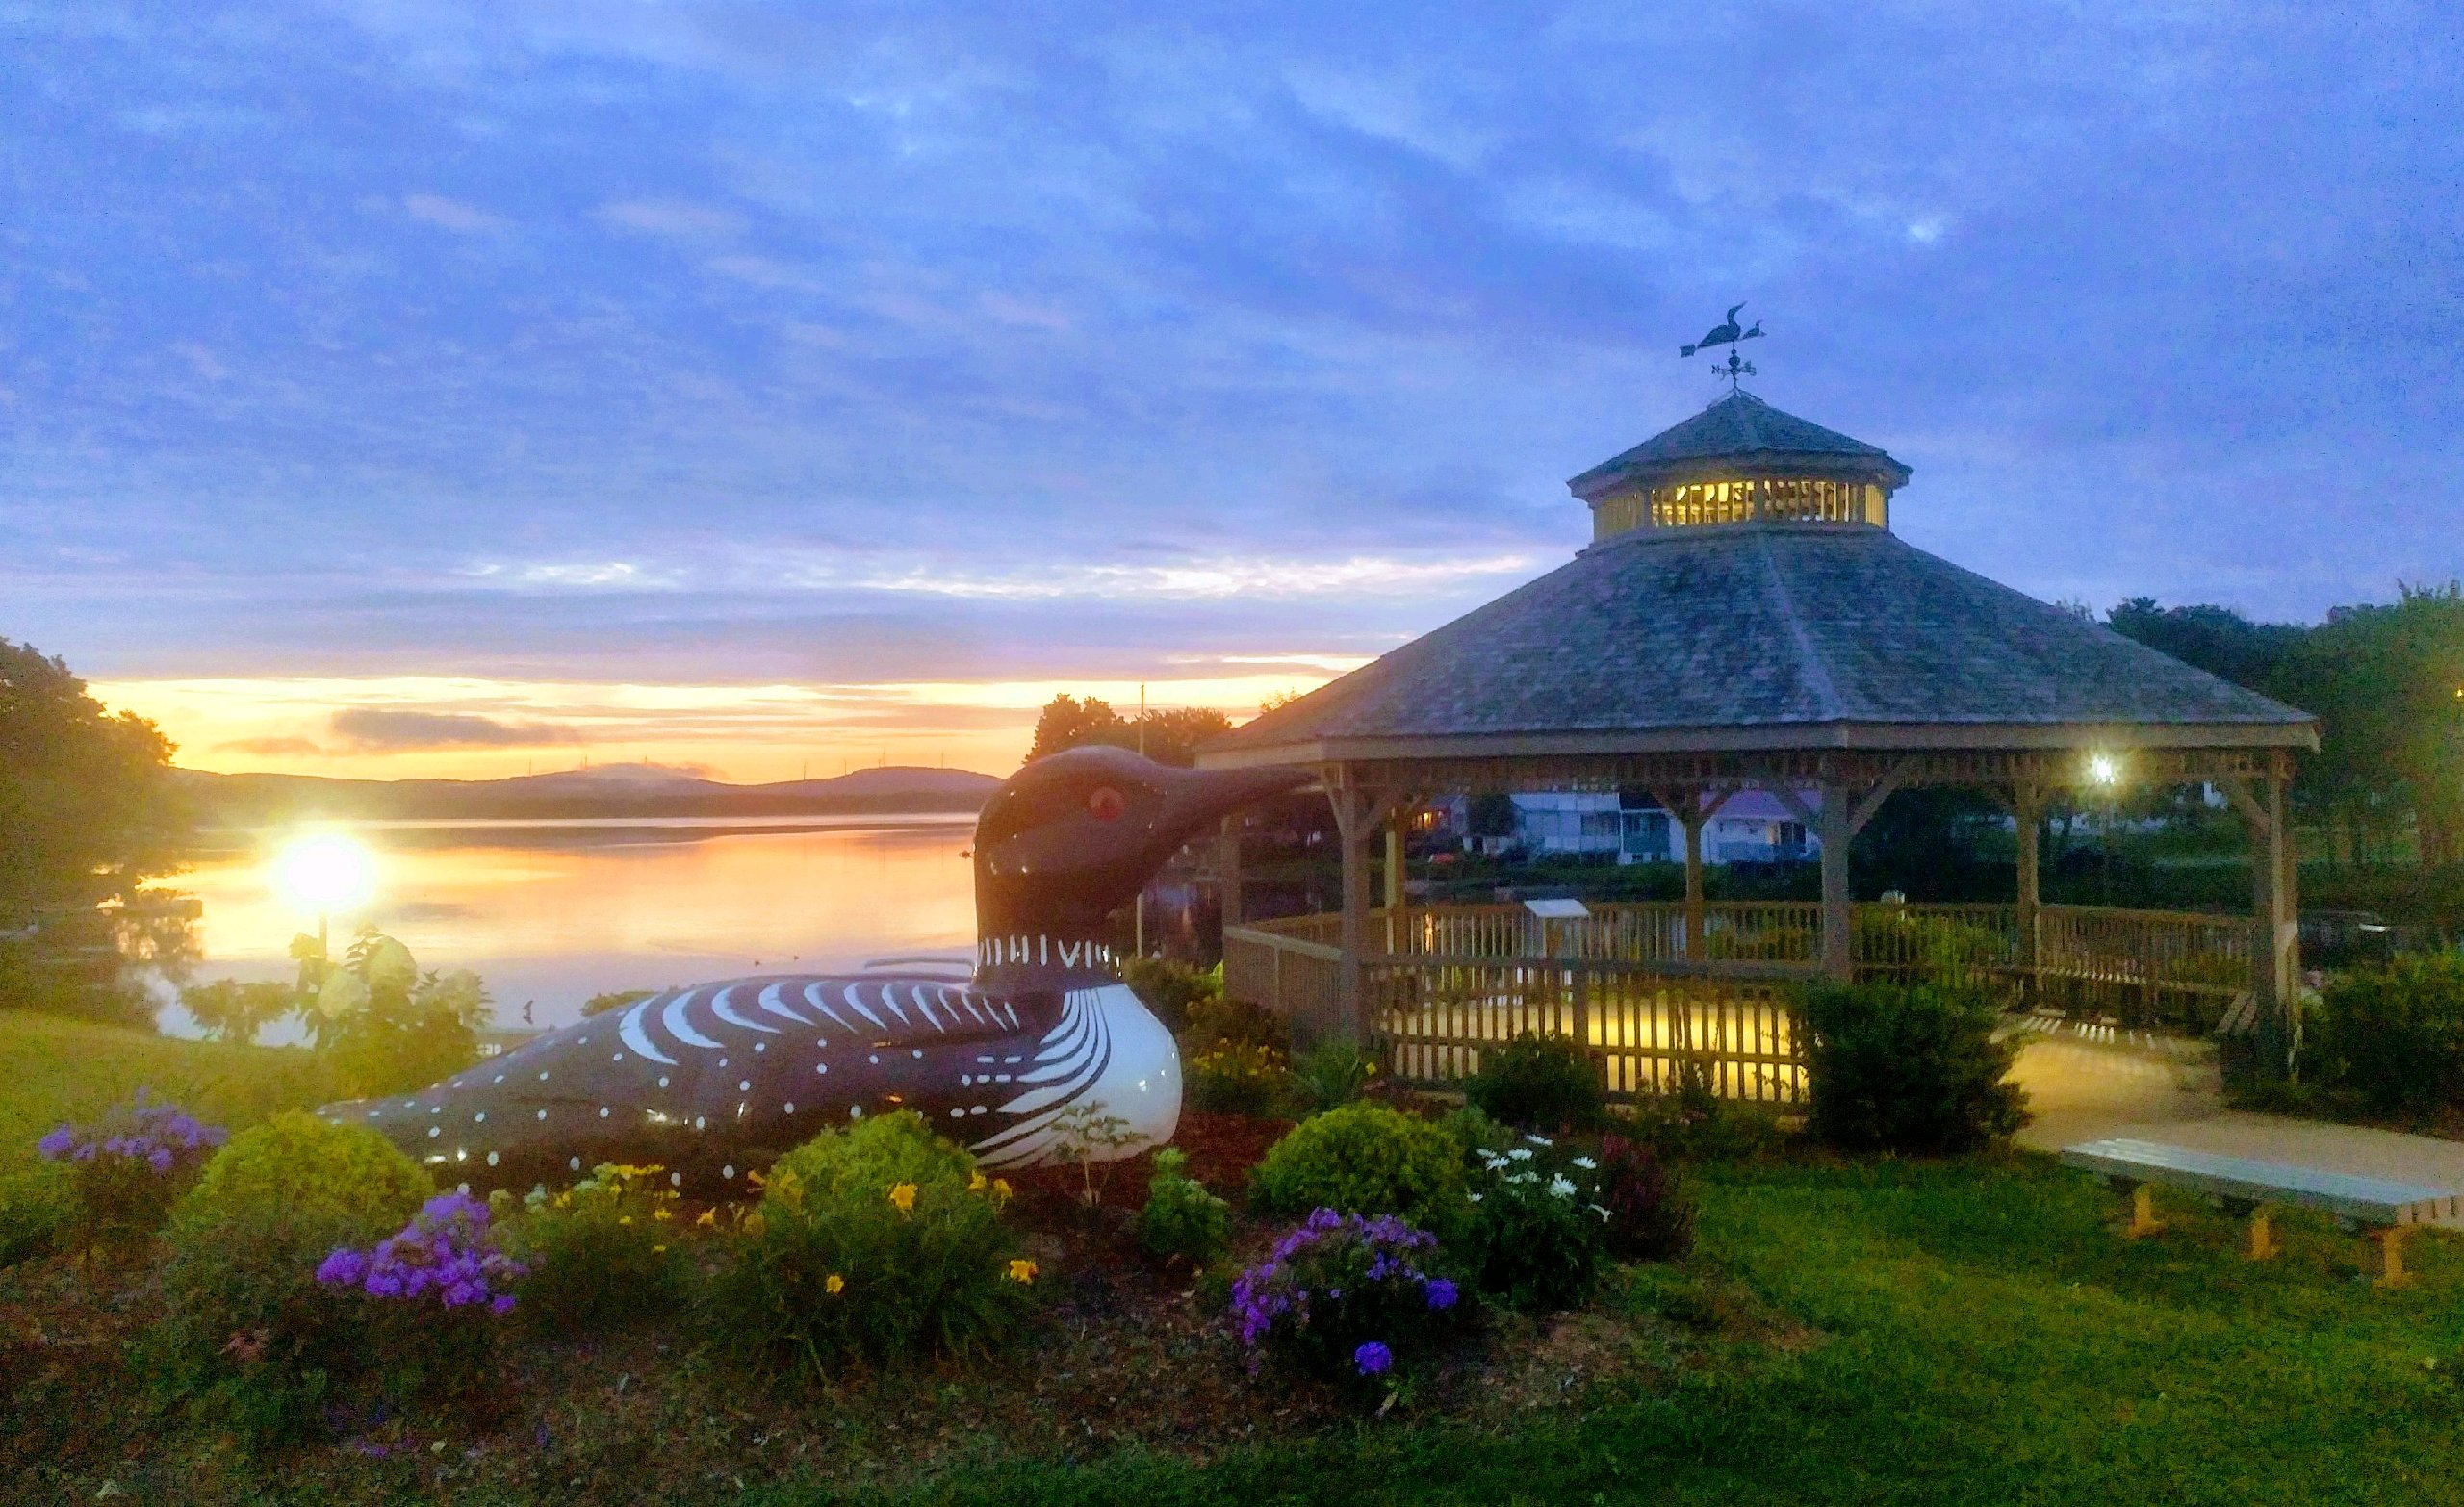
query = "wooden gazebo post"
xmin=2222 ymin=752 xmax=2300 ymax=1078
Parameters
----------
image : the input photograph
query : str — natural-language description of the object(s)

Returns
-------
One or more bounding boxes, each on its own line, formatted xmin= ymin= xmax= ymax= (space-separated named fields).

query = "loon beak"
xmin=1156 ymin=763 xmax=1314 ymax=845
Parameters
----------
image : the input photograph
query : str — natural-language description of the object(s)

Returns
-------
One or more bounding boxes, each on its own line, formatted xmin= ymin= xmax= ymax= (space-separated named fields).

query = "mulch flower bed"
xmin=0 ymin=1110 xmax=1753 ymax=1506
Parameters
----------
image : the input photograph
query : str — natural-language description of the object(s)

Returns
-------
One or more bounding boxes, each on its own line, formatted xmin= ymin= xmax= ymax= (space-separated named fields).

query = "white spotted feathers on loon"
xmin=321 ymin=748 xmax=1310 ymax=1194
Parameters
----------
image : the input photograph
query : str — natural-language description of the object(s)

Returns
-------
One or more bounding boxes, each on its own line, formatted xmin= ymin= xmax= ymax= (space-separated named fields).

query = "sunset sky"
xmin=9 ymin=4 xmax=2460 ymax=782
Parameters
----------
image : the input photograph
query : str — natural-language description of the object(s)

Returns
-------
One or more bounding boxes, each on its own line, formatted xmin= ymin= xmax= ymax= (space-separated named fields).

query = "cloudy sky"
xmin=6 ymin=2 xmax=2458 ymax=780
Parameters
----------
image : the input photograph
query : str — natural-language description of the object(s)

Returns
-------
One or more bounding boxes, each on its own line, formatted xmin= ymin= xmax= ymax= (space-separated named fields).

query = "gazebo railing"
xmin=1224 ymin=899 xmax=2255 ymax=1101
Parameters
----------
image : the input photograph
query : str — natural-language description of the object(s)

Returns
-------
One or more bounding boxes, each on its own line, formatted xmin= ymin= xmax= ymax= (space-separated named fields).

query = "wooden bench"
xmin=2060 ymin=1137 xmax=2464 ymax=1286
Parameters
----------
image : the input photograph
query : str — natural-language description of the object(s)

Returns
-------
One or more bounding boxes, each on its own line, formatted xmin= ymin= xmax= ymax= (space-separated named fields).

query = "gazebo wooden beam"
xmin=1322 ymin=766 xmax=1405 ymax=1047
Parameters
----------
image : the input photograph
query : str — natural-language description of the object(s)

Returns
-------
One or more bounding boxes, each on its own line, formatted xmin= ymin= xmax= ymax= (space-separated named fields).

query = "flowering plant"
xmin=706 ymin=1111 xmax=1035 ymax=1380
xmin=1229 ymin=1209 xmax=1458 ymax=1395
xmin=317 ymin=1190 xmax=526 ymax=1314
xmin=1455 ymin=1129 xmax=1610 ymax=1312
xmin=37 ymin=1089 xmax=227 ymax=1246
xmin=500 ymin=1163 xmax=684 ymax=1333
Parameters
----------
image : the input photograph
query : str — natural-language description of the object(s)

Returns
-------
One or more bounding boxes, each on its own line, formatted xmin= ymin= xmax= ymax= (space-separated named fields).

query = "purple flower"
xmin=147 ymin=1147 xmax=175 ymax=1173
xmin=1424 ymin=1278 xmax=1458 ymax=1313
xmin=1352 ymin=1341 xmax=1393 ymax=1376
xmin=36 ymin=1125 xmax=75 ymax=1161
xmin=490 ymin=1294 xmax=517 ymax=1316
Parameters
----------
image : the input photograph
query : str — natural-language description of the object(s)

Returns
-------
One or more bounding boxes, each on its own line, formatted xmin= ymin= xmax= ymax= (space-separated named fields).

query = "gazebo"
xmin=1198 ymin=390 xmax=2318 ymax=1092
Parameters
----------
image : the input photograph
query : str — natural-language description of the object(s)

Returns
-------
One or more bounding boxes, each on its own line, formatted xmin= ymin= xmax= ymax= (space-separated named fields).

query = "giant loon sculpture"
xmin=323 ymin=748 xmax=1308 ymax=1194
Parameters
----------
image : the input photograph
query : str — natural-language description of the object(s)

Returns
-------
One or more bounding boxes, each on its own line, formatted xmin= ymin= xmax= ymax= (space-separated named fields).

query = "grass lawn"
xmin=805 ymin=1159 xmax=2464 ymax=1507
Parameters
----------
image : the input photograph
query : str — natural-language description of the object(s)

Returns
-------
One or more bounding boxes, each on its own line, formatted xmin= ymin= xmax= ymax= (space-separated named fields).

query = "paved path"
xmin=2008 ymin=1020 xmax=2464 ymax=1190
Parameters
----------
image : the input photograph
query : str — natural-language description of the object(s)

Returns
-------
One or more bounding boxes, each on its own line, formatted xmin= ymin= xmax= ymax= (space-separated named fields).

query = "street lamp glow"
xmin=2087 ymin=754 xmax=2119 ymax=787
xmin=271 ymin=833 xmax=378 ymax=918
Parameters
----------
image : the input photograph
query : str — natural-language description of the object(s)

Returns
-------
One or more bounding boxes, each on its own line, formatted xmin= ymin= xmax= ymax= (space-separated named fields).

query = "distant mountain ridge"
xmin=179 ymin=762 xmax=1003 ymax=825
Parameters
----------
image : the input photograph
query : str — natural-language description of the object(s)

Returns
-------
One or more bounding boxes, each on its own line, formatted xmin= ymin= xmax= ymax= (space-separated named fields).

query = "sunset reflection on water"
xmin=169 ymin=817 xmax=980 ymax=1034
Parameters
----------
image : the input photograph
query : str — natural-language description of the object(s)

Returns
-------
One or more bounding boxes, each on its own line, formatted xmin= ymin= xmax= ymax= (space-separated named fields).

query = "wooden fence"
xmin=1223 ymin=899 xmax=2255 ymax=1101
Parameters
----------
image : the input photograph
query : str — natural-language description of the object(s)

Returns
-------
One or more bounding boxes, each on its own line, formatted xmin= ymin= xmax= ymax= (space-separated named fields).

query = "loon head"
xmin=972 ymin=747 xmax=1308 ymax=949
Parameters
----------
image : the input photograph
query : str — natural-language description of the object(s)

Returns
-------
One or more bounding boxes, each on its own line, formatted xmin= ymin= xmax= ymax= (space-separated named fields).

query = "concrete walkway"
xmin=2008 ymin=1019 xmax=2464 ymax=1190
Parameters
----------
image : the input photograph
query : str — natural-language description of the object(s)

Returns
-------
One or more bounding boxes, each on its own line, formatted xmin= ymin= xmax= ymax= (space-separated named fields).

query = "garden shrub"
xmin=1291 ymin=1040 xmax=1378 ymax=1111
xmin=1182 ymin=992 xmax=1290 ymax=1055
xmin=302 ymin=930 xmax=489 ymax=1099
xmin=2307 ymin=952 xmax=2464 ymax=1114
xmin=1229 ymin=1210 xmax=1458 ymax=1396
xmin=1592 ymin=1133 xmax=1695 ymax=1262
xmin=175 ymin=1110 xmax=436 ymax=1229
xmin=151 ymin=1113 xmax=437 ymax=1443
xmin=501 ymin=1162 xmax=687 ymax=1333
xmin=1120 ymin=956 xmax=1222 ymax=1035
xmin=1852 ymin=910 xmax=2011 ymax=990
xmin=1136 ymin=1148 xmax=1230 ymax=1266
xmin=1185 ymin=1039 xmax=1291 ymax=1115
xmin=0 ymin=1165 xmax=72 ymax=1267
xmin=707 ymin=1111 xmax=1032 ymax=1380
xmin=35 ymin=1088 xmax=227 ymax=1250
xmin=1453 ymin=1126 xmax=1608 ymax=1312
xmin=1463 ymin=1033 xmax=1605 ymax=1132
xmin=307 ymin=1191 xmax=527 ymax=1405
xmin=1796 ymin=981 xmax=2028 ymax=1153
xmin=1249 ymin=1102 xmax=1466 ymax=1235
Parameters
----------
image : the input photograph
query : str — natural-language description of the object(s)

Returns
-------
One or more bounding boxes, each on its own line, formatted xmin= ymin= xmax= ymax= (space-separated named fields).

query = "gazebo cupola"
xmin=1568 ymin=390 xmax=1913 ymax=541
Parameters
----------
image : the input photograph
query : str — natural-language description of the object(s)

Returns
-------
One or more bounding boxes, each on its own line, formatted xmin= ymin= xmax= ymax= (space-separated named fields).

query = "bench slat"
xmin=2060 ymin=1138 xmax=2464 ymax=1228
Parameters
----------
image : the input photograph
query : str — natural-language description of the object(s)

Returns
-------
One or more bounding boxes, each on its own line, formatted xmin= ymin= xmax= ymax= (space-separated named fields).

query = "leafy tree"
xmin=180 ymin=978 xmax=297 ymax=1045
xmin=1467 ymin=792 xmax=1519 ymax=839
xmin=297 ymin=928 xmax=490 ymax=1098
xmin=1024 ymin=694 xmax=1234 ymax=768
xmin=2106 ymin=598 xmax=2305 ymax=693
xmin=2287 ymin=584 xmax=2464 ymax=866
xmin=0 ymin=639 xmax=194 ymax=1024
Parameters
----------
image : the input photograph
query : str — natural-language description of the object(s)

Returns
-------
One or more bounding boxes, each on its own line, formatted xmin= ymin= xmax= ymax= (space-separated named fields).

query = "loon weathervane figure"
xmin=323 ymin=748 xmax=1309 ymax=1194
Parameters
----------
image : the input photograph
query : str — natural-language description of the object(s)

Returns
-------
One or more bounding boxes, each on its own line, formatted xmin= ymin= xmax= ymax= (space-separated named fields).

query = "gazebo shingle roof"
xmin=1207 ymin=523 xmax=2313 ymax=761
xmin=1569 ymin=391 xmax=1912 ymax=499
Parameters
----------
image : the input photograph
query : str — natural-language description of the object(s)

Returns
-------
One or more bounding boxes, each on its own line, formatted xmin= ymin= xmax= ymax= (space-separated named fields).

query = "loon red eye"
xmin=1087 ymin=786 xmax=1126 ymax=821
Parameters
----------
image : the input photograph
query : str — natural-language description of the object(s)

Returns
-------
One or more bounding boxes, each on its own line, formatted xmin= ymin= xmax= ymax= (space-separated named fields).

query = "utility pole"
xmin=1135 ymin=682 xmax=1147 ymax=958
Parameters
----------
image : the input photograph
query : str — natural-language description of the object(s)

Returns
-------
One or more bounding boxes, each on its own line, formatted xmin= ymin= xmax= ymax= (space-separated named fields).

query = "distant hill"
xmin=178 ymin=762 xmax=1002 ymax=826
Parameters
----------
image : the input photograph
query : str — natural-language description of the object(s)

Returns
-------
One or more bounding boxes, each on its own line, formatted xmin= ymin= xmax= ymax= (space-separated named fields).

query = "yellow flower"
xmin=741 ymin=1210 xmax=767 ymax=1237
xmin=653 ymin=1207 xmax=671 ymax=1222
xmin=968 ymin=1170 xmax=988 ymax=1194
xmin=990 ymin=1178 xmax=1013 ymax=1206
xmin=696 ymin=1208 xmax=716 ymax=1228
xmin=618 ymin=1215 xmax=633 ymax=1226
xmin=825 ymin=1273 xmax=845 ymax=1296
xmin=1005 ymin=1259 xmax=1039 ymax=1285
xmin=652 ymin=1244 xmax=667 ymax=1255
xmin=888 ymin=1182 xmax=918 ymax=1213
xmin=746 ymin=1169 xmax=766 ymax=1188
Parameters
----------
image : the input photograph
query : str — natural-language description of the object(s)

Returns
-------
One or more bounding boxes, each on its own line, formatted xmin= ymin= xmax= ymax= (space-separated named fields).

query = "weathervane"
xmin=1680 ymin=302 xmax=1764 ymax=391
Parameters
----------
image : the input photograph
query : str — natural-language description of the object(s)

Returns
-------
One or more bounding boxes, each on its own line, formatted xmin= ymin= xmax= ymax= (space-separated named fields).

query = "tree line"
xmin=2108 ymin=584 xmax=2464 ymax=867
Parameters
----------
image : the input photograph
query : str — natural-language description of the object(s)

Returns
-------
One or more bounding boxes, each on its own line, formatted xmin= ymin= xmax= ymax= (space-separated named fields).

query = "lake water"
xmin=164 ymin=816 xmax=982 ymax=1039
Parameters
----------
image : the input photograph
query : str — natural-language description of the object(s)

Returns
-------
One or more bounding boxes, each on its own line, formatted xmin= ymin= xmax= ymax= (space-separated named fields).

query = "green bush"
xmin=1136 ymin=1148 xmax=1231 ymax=1265
xmin=0 ymin=1165 xmax=71 ymax=1267
xmin=501 ymin=1162 xmax=688 ymax=1334
xmin=176 ymin=1110 xmax=435 ymax=1229
xmin=1249 ymin=1102 xmax=1466 ymax=1235
xmin=1185 ymin=1039 xmax=1291 ymax=1115
xmin=1182 ymin=992 xmax=1290 ymax=1055
xmin=150 ymin=1113 xmax=436 ymax=1443
xmin=301 ymin=930 xmax=488 ymax=1100
xmin=1291 ymin=1040 xmax=1378 ymax=1111
xmin=1464 ymin=1034 xmax=1605 ymax=1132
xmin=2309 ymin=952 xmax=2464 ymax=1113
xmin=1121 ymin=956 xmax=1221 ymax=1035
xmin=1796 ymin=982 xmax=2028 ymax=1153
xmin=1853 ymin=910 xmax=2010 ymax=989
xmin=707 ymin=1111 xmax=1032 ymax=1381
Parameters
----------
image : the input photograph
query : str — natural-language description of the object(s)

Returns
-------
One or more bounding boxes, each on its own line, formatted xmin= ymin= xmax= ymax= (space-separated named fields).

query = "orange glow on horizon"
xmin=92 ymin=665 xmax=1367 ymax=783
